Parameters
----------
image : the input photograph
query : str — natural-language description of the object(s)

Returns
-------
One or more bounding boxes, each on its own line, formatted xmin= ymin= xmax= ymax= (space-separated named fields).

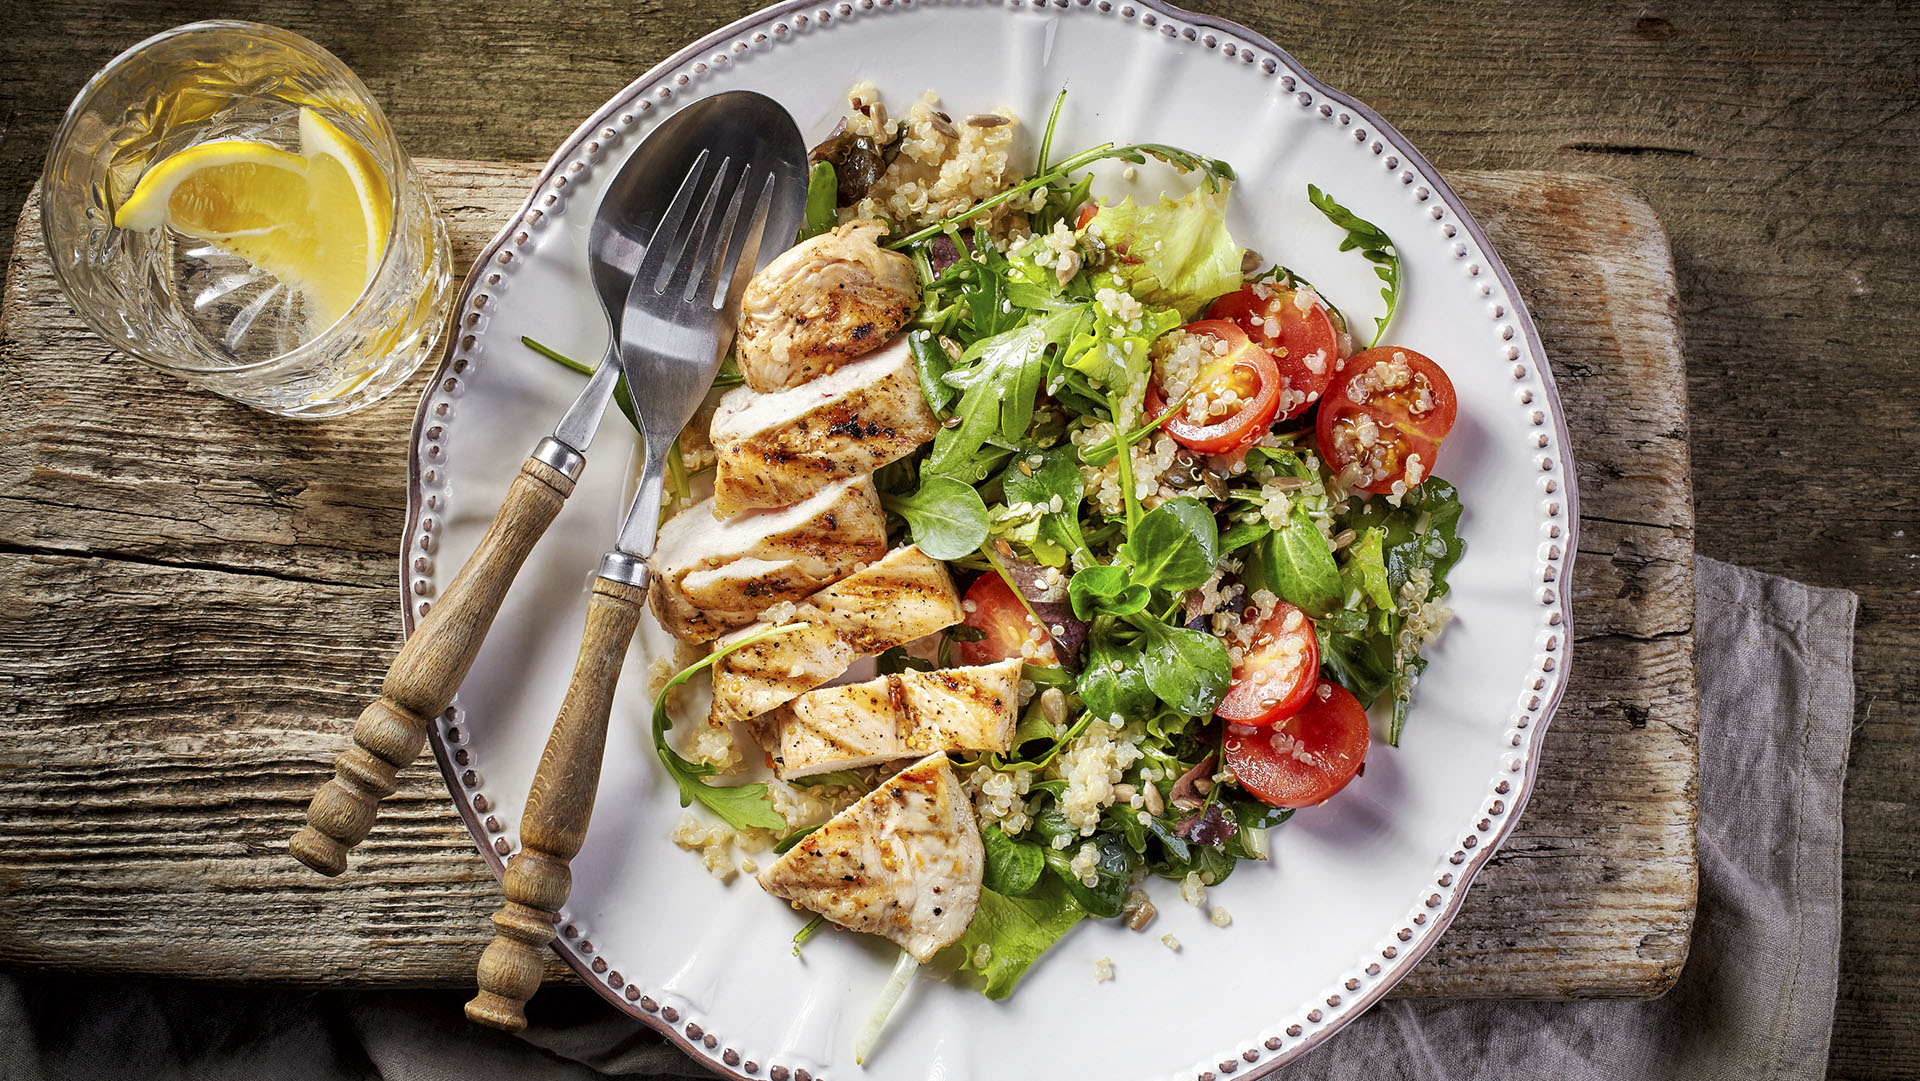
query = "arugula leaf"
xmin=1134 ymin=620 xmax=1231 ymax=716
xmin=521 ymin=335 xmax=641 ymax=434
xmin=1118 ymin=497 xmax=1219 ymax=593
xmin=774 ymin=824 xmax=819 ymax=854
xmin=1085 ymin=178 xmax=1245 ymax=319
xmin=1244 ymin=507 xmax=1342 ymax=617
xmin=982 ymin=825 xmax=1047 ymax=896
xmin=885 ymin=475 xmax=990 ymax=560
xmin=788 ymin=769 xmax=865 ymax=789
xmin=925 ymin=306 xmax=1084 ymax=480
xmin=1078 ymin=629 xmax=1156 ymax=721
xmin=650 ymin=626 xmax=800 ymax=832
xmin=946 ymin=881 xmax=1087 ymax=999
xmin=1044 ymin=831 xmax=1136 ymax=918
xmin=1307 ymin=183 xmax=1400 ymax=348
xmin=802 ymin=161 xmax=838 ymax=240
xmin=908 ymin=329 xmax=956 ymax=414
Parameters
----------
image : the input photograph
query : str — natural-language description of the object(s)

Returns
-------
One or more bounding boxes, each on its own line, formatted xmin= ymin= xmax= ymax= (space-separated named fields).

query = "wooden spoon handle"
xmin=289 ymin=445 xmax=581 ymax=876
xmin=466 ymin=573 xmax=650 ymax=1033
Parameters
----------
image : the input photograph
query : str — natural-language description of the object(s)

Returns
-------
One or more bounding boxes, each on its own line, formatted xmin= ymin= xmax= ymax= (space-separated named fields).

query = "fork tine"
xmin=714 ymin=172 xmax=779 ymax=313
xmin=688 ymin=165 xmax=751 ymax=306
xmin=636 ymin=148 xmax=710 ymax=282
xmin=656 ymin=157 xmax=730 ymax=297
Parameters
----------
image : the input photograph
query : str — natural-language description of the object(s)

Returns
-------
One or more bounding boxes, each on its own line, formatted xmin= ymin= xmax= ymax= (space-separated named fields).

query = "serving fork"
xmin=463 ymin=138 xmax=804 ymax=1030
xmin=289 ymin=91 xmax=803 ymax=877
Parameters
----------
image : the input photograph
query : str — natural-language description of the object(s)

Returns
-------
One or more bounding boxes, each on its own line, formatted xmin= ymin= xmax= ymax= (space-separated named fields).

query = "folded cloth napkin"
xmin=0 ymin=557 xmax=1855 ymax=1081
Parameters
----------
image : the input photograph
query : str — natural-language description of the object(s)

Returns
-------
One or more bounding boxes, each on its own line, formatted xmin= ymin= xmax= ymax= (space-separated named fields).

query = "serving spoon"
xmin=288 ymin=91 xmax=802 ymax=877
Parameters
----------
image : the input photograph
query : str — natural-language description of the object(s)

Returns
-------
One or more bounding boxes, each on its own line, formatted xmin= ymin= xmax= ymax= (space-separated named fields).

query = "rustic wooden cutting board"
xmin=0 ymin=161 xmax=1695 ymax=998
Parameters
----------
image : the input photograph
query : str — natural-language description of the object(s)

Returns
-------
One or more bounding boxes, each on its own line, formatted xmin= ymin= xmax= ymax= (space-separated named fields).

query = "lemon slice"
xmin=114 ymin=108 xmax=393 ymax=329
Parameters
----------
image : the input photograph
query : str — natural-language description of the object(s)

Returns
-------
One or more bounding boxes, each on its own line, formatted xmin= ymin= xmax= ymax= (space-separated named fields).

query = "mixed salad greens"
xmin=537 ymin=90 xmax=1467 ymax=1002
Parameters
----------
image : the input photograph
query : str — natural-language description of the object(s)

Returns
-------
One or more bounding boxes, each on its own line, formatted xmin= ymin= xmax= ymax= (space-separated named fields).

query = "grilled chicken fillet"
xmin=756 ymin=753 xmax=983 ymax=962
xmin=709 ymin=546 xmax=962 ymax=729
xmin=770 ymin=658 xmax=1022 ymax=779
xmin=648 ymin=477 xmax=886 ymax=642
xmin=708 ymin=336 xmax=938 ymax=517
xmin=734 ymin=218 xmax=919 ymax=393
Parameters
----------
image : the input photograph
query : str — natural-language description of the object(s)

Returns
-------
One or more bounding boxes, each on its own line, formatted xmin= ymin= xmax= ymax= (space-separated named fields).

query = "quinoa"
xmin=1047 ymin=717 xmax=1147 ymax=837
xmin=968 ymin=766 xmax=1035 ymax=835
xmin=671 ymin=812 xmax=742 ymax=883
xmin=1093 ymin=956 xmax=1115 ymax=983
xmin=839 ymin=84 xmax=1027 ymax=233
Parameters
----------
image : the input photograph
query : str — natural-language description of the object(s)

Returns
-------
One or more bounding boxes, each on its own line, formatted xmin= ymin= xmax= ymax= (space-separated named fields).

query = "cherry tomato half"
xmin=956 ymin=572 xmax=1055 ymax=667
xmin=1206 ymin=283 xmax=1341 ymax=421
xmin=1315 ymin=346 xmax=1459 ymax=495
xmin=1214 ymin=599 xmax=1318 ymax=726
xmin=1145 ymin=320 xmax=1283 ymax=455
xmin=1225 ymin=680 xmax=1370 ymax=809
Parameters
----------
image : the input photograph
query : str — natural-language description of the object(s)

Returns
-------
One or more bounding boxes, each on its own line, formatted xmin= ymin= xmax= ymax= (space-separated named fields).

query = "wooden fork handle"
xmin=290 ymin=446 xmax=581 ymax=877
xmin=465 ymin=573 xmax=649 ymax=1032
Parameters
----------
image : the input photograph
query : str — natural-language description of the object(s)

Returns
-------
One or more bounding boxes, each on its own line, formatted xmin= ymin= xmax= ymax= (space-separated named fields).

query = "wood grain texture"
xmin=468 ymin=575 xmax=650 ymax=1033
xmin=8 ymin=7 xmax=1911 ymax=1077
xmin=292 ymin=452 xmax=578 ymax=876
xmin=0 ymin=160 xmax=1695 ymax=999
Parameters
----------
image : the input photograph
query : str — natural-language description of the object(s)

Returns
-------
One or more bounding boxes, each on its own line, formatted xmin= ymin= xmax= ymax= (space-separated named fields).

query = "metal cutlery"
xmin=289 ymin=91 xmax=801 ymax=877
xmin=463 ymin=102 xmax=805 ymax=1031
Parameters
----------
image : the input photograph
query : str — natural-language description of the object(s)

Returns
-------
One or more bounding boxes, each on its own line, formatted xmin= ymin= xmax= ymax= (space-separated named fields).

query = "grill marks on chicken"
xmin=708 ymin=546 xmax=962 ymax=729
xmin=648 ymin=478 xmax=887 ymax=642
xmin=769 ymin=658 xmax=1021 ymax=779
xmin=734 ymin=219 xmax=920 ymax=393
xmin=708 ymin=336 xmax=938 ymax=517
xmin=756 ymin=753 xmax=983 ymax=962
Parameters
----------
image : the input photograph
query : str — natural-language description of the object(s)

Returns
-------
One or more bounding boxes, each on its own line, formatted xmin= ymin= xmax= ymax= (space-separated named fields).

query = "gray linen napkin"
xmin=0 ymin=557 xmax=1855 ymax=1081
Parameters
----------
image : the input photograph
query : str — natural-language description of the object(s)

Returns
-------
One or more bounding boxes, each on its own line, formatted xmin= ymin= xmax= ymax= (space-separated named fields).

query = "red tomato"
xmin=1225 ymin=680 xmax=1371 ymax=809
xmin=1206 ymin=283 xmax=1342 ymax=420
xmin=1073 ymin=202 xmax=1100 ymax=230
xmin=1214 ymin=600 xmax=1318 ymax=726
xmin=1315 ymin=346 xmax=1458 ymax=496
xmin=956 ymin=572 xmax=1054 ymax=666
xmin=1144 ymin=320 xmax=1283 ymax=454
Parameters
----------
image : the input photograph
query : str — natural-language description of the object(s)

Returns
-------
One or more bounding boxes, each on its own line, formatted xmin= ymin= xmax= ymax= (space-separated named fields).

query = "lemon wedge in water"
xmin=115 ymin=109 xmax=392 ymax=329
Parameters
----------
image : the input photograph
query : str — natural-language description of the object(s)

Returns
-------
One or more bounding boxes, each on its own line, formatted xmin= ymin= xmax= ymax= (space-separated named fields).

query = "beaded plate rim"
xmin=401 ymin=2 xmax=1580 ymax=1078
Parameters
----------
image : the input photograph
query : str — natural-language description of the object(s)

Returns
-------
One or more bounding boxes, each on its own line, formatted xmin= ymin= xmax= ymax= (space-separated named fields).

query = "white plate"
xmin=404 ymin=3 xmax=1578 ymax=1079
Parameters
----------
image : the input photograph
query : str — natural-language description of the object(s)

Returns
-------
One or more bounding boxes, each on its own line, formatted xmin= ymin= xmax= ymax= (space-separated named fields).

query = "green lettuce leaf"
xmin=1086 ymin=179 xmax=1245 ymax=319
xmin=946 ymin=880 xmax=1087 ymax=999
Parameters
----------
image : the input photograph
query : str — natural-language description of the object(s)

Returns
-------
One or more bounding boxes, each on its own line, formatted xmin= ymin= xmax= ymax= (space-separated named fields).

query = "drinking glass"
xmin=40 ymin=21 xmax=452 ymax=418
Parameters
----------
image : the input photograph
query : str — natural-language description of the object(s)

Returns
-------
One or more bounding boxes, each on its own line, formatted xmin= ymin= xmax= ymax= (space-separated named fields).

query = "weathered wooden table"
xmin=0 ymin=159 xmax=1696 ymax=997
xmin=5 ymin=5 xmax=1915 ymax=1079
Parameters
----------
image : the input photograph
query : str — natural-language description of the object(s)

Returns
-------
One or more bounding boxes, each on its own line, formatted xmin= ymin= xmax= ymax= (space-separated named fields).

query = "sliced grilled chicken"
xmin=648 ymin=477 xmax=887 ymax=642
xmin=770 ymin=658 xmax=1022 ymax=779
xmin=895 ymin=660 xmax=1023 ymax=756
xmin=769 ymin=679 xmax=905 ymax=778
xmin=734 ymin=218 xmax=919 ymax=393
xmin=756 ymin=753 xmax=983 ymax=962
xmin=709 ymin=546 xmax=962 ymax=729
xmin=709 ymin=336 xmax=939 ymax=517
